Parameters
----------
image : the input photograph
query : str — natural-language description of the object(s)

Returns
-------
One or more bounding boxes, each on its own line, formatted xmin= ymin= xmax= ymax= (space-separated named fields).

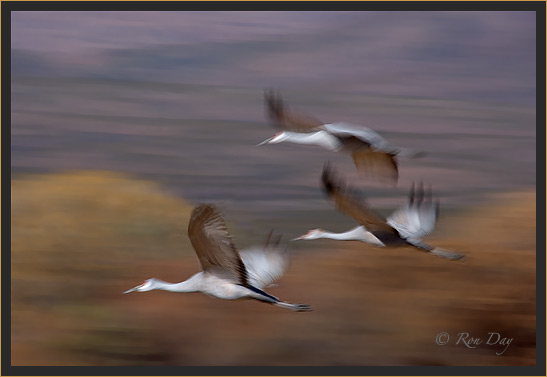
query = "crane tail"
xmin=274 ymin=301 xmax=313 ymax=312
xmin=407 ymin=239 xmax=466 ymax=261
xmin=429 ymin=248 xmax=466 ymax=261
xmin=245 ymin=285 xmax=312 ymax=312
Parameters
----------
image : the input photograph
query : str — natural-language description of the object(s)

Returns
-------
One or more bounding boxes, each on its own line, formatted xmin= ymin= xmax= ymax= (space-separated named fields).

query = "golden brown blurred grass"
xmin=11 ymin=171 xmax=195 ymax=365
xmin=11 ymin=171 xmax=536 ymax=366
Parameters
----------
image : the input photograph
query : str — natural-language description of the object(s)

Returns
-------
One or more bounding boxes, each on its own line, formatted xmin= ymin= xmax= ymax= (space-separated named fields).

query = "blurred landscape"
xmin=10 ymin=11 xmax=536 ymax=366
xmin=11 ymin=172 xmax=536 ymax=366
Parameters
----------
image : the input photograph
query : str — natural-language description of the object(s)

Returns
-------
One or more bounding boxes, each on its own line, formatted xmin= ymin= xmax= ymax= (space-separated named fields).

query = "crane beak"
xmin=256 ymin=137 xmax=273 ymax=146
xmin=291 ymin=235 xmax=303 ymax=241
xmin=123 ymin=285 xmax=139 ymax=294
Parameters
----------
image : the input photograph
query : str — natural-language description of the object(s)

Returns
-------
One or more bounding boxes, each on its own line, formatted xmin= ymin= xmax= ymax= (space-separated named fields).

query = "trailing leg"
xmin=245 ymin=285 xmax=312 ymax=311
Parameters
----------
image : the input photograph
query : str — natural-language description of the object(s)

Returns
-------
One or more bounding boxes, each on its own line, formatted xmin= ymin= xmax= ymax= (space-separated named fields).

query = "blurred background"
xmin=11 ymin=11 xmax=536 ymax=366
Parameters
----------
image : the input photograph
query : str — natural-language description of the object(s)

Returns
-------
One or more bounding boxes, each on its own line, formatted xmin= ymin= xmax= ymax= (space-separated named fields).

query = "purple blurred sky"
xmin=11 ymin=11 xmax=537 ymax=211
xmin=12 ymin=11 xmax=361 ymax=52
xmin=11 ymin=11 xmax=536 ymax=103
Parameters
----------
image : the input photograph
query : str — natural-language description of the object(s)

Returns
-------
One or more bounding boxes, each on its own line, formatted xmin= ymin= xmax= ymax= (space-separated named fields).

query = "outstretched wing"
xmin=264 ymin=89 xmax=323 ymax=132
xmin=321 ymin=164 xmax=399 ymax=239
xmin=386 ymin=182 xmax=439 ymax=240
xmin=240 ymin=249 xmax=289 ymax=289
xmin=187 ymin=204 xmax=248 ymax=285
xmin=351 ymin=149 xmax=398 ymax=183
xmin=322 ymin=122 xmax=423 ymax=155
xmin=322 ymin=123 xmax=400 ymax=182
xmin=239 ymin=231 xmax=289 ymax=289
xmin=321 ymin=123 xmax=395 ymax=151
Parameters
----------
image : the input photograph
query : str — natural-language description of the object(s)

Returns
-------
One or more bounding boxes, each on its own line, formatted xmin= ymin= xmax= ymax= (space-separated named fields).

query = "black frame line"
xmin=2 ymin=1 xmax=546 ymax=12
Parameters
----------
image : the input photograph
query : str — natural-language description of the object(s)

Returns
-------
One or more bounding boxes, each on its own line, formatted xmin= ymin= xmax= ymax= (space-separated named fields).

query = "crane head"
xmin=123 ymin=278 xmax=157 ymax=294
xmin=291 ymin=228 xmax=324 ymax=241
xmin=256 ymin=132 xmax=287 ymax=146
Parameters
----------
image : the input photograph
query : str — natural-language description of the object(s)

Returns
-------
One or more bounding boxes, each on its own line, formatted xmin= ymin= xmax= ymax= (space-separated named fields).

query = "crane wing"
xmin=240 ymin=245 xmax=289 ymax=289
xmin=321 ymin=123 xmax=395 ymax=151
xmin=321 ymin=164 xmax=398 ymax=236
xmin=386 ymin=182 xmax=439 ymax=240
xmin=187 ymin=204 xmax=248 ymax=285
xmin=351 ymin=149 xmax=398 ymax=183
xmin=264 ymin=89 xmax=323 ymax=132
xmin=323 ymin=123 xmax=424 ymax=160
xmin=239 ymin=231 xmax=288 ymax=289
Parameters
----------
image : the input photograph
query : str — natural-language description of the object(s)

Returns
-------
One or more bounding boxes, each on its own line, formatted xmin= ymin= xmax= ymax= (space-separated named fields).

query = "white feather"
xmin=322 ymin=123 xmax=393 ymax=150
xmin=386 ymin=202 xmax=437 ymax=240
xmin=322 ymin=122 xmax=421 ymax=157
xmin=240 ymin=246 xmax=289 ymax=289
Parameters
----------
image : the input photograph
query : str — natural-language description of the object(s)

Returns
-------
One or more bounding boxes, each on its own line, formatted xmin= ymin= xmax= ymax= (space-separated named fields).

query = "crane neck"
xmin=152 ymin=274 xmax=203 ymax=292
xmin=284 ymin=130 xmax=342 ymax=151
xmin=319 ymin=226 xmax=365 ymax=240
xmin=319 ymin=226 xmax=385 ymax=246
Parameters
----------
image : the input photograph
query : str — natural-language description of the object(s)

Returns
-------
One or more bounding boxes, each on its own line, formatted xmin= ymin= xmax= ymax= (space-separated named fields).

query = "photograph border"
xmin=2 ymin=1 xmax=545 ymax=376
